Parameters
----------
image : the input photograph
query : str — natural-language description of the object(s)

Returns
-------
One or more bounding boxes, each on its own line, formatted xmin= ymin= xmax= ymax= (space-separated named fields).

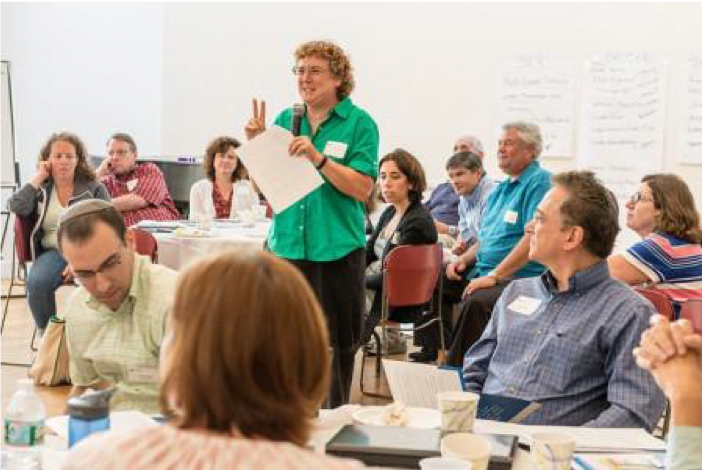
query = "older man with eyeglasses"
xmin=97 ymin=132 xmax=180 ymax=226
xmin=59 ymin=199 xmax=178 ymax=413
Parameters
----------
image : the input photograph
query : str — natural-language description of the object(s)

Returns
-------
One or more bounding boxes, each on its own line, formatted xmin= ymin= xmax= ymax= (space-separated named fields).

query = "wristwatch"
xmin=448 ymin=226 xmax=458 ymax=237
xmin=487 ymin=269 xmax=501 ymax=282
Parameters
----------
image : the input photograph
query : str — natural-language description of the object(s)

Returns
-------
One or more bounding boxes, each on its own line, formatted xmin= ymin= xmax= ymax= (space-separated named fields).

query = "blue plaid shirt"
xmin=463 ymin=261 xmax=665 ymax=430
xmin=457 ymin=175 xmax=497 ymax=246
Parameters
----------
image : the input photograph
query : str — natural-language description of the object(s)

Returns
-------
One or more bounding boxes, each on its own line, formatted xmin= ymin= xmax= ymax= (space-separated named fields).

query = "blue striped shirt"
xmin=463 ymin=261 xmax=666 ymax=430
xmin=457 ymin=175 xmax=497 ymax=246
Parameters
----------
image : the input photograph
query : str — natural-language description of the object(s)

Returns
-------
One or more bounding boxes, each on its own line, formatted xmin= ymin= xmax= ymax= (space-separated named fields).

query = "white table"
xmin=313 ymin=405 xmax=533 ymax=469
xmin=314 ymin=406 xmax=666 ymax=469
xmin=152 ymin=221 xmax=271 ymax=270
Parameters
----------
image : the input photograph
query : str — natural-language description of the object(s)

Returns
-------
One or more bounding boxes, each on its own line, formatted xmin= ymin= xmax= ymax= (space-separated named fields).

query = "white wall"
xmin=160 ymin=2 xmax=702 ymax=185
xmin=1 ymin=2 xmax=164 ymax=275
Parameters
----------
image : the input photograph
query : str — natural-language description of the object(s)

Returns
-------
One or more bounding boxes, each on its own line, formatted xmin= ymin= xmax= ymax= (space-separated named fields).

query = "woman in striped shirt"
xmin=609 ymin=174 xmax=702 ymax=302
xmin=62 ymin=250 xmax=366 ymax=470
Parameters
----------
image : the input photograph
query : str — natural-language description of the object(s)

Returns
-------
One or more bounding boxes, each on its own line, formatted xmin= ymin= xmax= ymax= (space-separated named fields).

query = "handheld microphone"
xmin=291 ymin=103 xmax=305 ymax=136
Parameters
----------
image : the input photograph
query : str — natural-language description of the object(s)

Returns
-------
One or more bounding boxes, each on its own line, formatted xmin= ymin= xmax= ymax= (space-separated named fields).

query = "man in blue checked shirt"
xmin=463 ymin=171 xmax=665 ymax=430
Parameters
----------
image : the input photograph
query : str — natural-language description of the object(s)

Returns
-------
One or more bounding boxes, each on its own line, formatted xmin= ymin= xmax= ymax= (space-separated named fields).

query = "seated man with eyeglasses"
xmin=97 ymin=132 xmax=180 ymax=226
xmin=59 ymin=199 xmax=178 ymax=413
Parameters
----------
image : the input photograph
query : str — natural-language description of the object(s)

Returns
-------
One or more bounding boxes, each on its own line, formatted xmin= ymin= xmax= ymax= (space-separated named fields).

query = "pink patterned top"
xmin=61 ymin=424 xmax=367 ymax=470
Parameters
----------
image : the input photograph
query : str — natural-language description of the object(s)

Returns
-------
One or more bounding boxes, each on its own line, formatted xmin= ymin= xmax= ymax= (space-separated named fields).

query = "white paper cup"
xmin=419 ymin=457 xmax=472 ymax=470
xmin=440 ymin=433 xmax=491 ymax=470
xmin=437 ymin=391 xmax=479 ymax=433
xmin=530 ymin=432 xmax=575 ymax=470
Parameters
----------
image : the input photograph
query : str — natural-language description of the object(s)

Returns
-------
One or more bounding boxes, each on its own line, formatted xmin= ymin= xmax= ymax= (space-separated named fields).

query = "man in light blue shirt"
xmin=449 ymin=151 xmax=497 ymax=251
xmin=463 ymin=171 xmax=665 ymax=430
xmin=428 ymin=135 xmax=485 ymax=246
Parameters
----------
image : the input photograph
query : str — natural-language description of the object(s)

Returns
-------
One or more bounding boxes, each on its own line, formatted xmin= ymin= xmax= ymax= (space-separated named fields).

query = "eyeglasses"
xmin=108 ymin=149 xmax=132 ymax=158
xmin=629 ymin=192 xmax=654 ymax=204
xmin=72 ymin=251 xmax=123 ymax=281
xmin=291 ymin=66 xmax=328 ymax=77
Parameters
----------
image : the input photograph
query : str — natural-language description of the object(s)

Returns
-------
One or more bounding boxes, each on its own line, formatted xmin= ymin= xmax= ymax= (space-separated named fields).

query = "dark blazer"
xmin=366 ymin=200 xmax=438 ymax=281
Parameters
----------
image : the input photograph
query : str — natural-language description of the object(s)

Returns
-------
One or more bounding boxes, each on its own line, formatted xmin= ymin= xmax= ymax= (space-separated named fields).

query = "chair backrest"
xmin=679 ymin=299 xmax=702 ymax=334
xmin=14 ymin=213 xmax=36 ymax=264
xmin=383 ymin=244 xmax=442 ymax=308
xmin=635 ymin=287 xmax=676 ymax=320
xmin=132 ymin=229 xmax=158 ymax=263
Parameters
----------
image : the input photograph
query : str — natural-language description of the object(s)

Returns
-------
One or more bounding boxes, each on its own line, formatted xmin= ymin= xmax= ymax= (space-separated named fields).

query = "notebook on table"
xmin=326 ymin=424 xmax=518 ymax=469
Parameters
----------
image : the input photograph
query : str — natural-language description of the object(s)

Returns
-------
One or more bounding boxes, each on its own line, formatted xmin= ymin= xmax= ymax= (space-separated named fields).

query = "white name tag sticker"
xmin=127 ymin=366 xmax=158 ymax=383
xmin=503 ymin=210 xmax=518 ymax=224
xmin=126 ymin=179 xmax=138 ymax=192
xmin=508 ymin=296 xmax=541 ymax=316
xmin=324 ymin=141 xmax=347 ymax=159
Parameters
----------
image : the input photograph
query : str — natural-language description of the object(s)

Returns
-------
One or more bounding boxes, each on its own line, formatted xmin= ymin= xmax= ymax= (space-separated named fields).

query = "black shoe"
xmin=408 ymin=349 xmax=438 ymax=363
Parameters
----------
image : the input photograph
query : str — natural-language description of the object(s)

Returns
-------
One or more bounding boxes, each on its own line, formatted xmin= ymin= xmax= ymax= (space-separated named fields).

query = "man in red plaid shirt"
xmin=97 ymin=133 xmax=180 ymax=226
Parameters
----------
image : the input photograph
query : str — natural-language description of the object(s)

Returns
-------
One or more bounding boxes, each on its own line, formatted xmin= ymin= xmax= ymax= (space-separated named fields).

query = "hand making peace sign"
xmin=244 ymin=98 xmax=266 ymax=140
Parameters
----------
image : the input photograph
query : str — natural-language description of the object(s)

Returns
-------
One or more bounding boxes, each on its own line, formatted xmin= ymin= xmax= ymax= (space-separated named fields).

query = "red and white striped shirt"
xmin=101 ymin=163 xmax=180 ymax=226
xmin=62 ymin=424 xmax=367 ymax=470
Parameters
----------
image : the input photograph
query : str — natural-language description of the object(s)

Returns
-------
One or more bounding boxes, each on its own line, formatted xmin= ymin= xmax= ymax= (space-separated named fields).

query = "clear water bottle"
xmin=234 ymin=181 xmax=255 ymax=224
xmin=2 ymin=379 xmax=45 ymax=470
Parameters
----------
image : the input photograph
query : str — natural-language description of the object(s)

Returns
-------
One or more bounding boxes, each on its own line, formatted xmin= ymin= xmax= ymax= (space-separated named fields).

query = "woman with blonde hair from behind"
xmin=62 ymin=250 xmax=366 ymax=469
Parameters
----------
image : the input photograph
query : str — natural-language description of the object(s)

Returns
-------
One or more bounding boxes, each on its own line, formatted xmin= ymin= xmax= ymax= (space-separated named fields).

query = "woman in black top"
xmin=363 ymin=149 xmax=438 ymax=353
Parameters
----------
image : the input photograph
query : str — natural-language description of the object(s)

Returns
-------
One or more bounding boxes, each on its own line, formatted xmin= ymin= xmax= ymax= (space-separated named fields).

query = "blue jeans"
xmin=26 ymin=249 xmax=67 ymax=330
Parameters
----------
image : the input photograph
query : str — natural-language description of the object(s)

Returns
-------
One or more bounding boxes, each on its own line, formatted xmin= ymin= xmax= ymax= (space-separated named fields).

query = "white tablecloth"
xmin=153 ymin=221 xmax=271 ymax=270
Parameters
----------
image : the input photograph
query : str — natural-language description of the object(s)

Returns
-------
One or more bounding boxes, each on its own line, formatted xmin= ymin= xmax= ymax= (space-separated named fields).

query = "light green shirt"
xmin=667 ymin=426 xmax=702 ymax=470
xmin=65 ymin=254 xmax=178 ymax=414
xmin=269 ymin=97 xmax=379 ymax=261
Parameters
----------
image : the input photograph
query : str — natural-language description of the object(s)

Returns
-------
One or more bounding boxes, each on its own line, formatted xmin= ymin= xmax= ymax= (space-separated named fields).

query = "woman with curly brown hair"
xmin=63 ymin=250 xmax=367 ymax=470
xmin=243 ymin=40 xmax=379 ymax=407
xmin=188 ymin=135 xmax=256 ymax=220
xmin=7 ymin=131 xmax=110 ymax=333
xmin=609 ymin=173 xmax=702 ymax=302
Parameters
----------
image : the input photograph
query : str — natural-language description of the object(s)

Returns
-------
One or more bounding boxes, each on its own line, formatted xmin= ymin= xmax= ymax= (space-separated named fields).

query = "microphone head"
xmin=293 ymin=103 xmax=306 ymax=117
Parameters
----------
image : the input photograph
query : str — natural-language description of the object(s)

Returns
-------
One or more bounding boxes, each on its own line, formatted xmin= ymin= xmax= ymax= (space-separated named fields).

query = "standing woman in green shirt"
xmin=244 ymin=40 xmax=379 ymax=407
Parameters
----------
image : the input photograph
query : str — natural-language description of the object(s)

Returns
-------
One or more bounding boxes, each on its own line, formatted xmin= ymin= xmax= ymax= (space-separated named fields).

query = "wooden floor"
xmin=1 ymin=280 xmax=398 ymax=421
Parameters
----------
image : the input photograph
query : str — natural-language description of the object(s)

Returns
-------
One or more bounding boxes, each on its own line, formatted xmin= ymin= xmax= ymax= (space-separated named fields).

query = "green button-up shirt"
xmin=65 ymin=254 xmax=178 ymax=414
xmin=269 ymin=98 xmax=379 ymax=262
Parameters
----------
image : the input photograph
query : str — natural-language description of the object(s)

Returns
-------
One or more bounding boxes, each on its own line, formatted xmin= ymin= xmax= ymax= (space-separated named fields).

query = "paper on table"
xmin=382 ymin=359 xmax=463 ymax=408
xmin=236 ymin=125 xmax=325 ymax=214
xmin=472 ymin=420 xmax=666 ymax=452
xmin=46 ymin=410 xmax=158 ymax=442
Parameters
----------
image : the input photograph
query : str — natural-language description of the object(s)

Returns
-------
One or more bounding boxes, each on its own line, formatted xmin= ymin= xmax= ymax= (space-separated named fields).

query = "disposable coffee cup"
xmin=437 ymin=391 xmax=479 ymax=433
xmin=530 ymin=432 xmax=575 ymax=470
xmin=440 ymin=433 xmax=491 ymax=470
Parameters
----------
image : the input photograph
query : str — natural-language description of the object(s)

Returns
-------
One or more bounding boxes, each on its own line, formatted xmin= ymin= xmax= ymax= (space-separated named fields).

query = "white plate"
xmin=352 ymin=406 xmax=440 ymax=429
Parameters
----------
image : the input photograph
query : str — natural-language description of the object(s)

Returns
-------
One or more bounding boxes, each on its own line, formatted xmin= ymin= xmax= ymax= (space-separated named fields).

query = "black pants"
xmin=446 ymin=280 xmax=511 ymax=367
xmin=288 ymin=248 xmax=365 ymax=408
xmin=415 ymin=274 xmax=469 ymax=351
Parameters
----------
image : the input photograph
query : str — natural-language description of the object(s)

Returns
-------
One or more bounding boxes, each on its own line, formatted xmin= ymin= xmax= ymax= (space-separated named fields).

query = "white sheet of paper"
xmin=46 ymin=410 xmax=158 ymax=442
xmin=236 ymin=125 xmax=325 ymax=214
xmin=382 ymin=359 xmax=463 ymax=409
xmin=472 ymin=420 xmax=665 ymax=452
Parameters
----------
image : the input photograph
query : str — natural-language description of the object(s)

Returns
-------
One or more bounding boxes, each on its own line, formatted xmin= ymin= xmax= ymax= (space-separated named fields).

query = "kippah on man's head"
xmin=59 ymin=199 xmax=116 ymax=227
